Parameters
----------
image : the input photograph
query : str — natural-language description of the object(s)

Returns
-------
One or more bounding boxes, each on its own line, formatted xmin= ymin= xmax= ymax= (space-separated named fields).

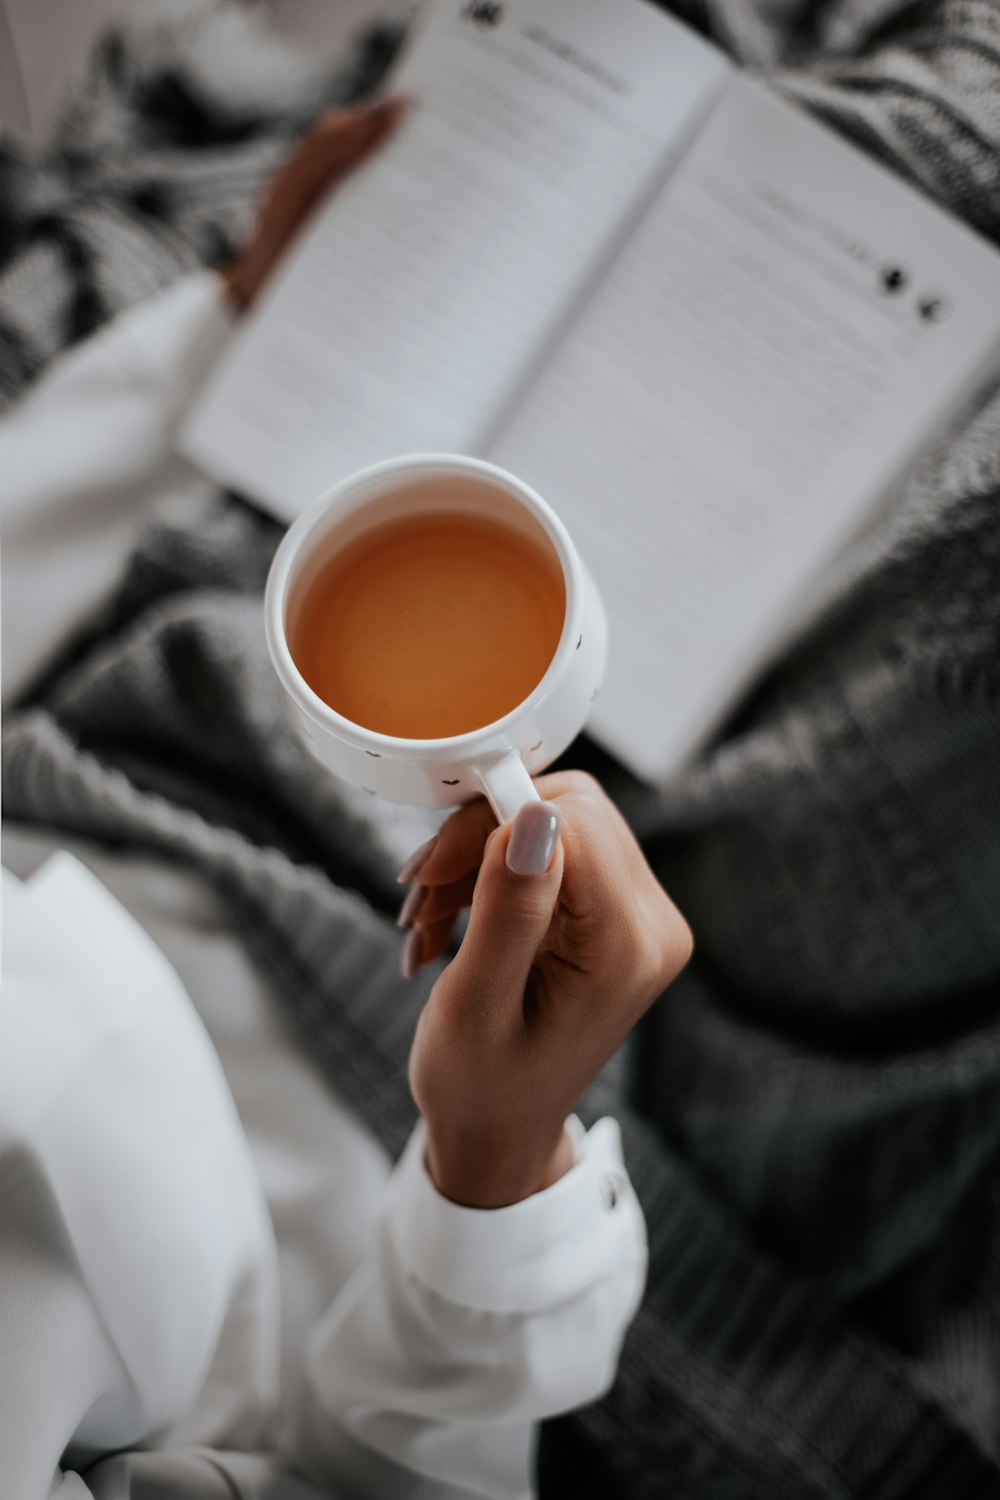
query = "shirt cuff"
xmin=385 ymin=1116 xmax=645 ymax=1316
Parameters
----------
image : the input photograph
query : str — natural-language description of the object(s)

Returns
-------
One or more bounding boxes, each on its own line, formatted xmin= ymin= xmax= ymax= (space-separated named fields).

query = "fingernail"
xmin=396 ymin=835 xmax=438 ymax=885
xmin=397 ymin=882 xmax=427 ymax=929
xmin=401 ymin=925 xmax=423 ymax=980
xmin=506 ymin=802 xmax=561 ymax=877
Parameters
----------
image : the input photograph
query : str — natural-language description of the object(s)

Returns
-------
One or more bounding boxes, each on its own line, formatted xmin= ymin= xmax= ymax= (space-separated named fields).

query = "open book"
xmin=180 ymin=0 xmax=1000 ymax=784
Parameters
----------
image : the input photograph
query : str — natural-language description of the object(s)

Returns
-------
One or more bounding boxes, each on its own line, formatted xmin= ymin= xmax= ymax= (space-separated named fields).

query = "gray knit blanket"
xmin=4 ymin=3 xmax=1000 ymax=1497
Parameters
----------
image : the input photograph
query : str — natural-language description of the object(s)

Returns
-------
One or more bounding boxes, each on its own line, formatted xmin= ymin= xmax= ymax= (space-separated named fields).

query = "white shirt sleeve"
xmin=296 ymin=1115 xmax=647 ymax=1500
xmin=0 ymin=856 xmax=281 ymax=1500
xmin=0 ymin=272 xmax=233 ymax=705
xmin=1 ymin=852 xmax=646 ymax=1500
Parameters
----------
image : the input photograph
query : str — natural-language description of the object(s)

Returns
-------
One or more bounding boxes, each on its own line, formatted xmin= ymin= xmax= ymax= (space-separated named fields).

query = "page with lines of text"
xmin=180 ymin=0 xmax=728 ymax=520
xmin=492 ymin=77 xmax=1000 ymax=780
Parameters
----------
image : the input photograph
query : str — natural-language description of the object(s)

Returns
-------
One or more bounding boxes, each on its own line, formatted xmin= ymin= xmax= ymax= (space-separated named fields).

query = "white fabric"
xmin=0 ymin=857 xmax=282 ymax=1479
xmin=0 ymin=274 xmax=648 ymax=1498
xmin=0 ymin=824 xmax=395 ymax=1443
xmin=0 ymin=273 xmax=229 ymax=705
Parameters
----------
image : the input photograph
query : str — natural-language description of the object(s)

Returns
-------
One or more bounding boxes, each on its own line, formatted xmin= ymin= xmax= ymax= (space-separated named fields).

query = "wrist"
xmin=424 ymin=1121 xmax=575 ymax=1209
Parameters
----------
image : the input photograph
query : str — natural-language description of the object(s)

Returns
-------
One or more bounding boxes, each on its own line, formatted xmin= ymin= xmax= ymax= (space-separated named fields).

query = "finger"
xmin=266 ymin=97 xmax=406 ymax=231
xmin=401 ymin=914 xmax=456 ymax=977
xmin=394 ymin=872 xmax=476 ymax=930
xmin=304 ymin=96 xmax=406 ymax=181
xmin=526 ymin=771 xmax=638 ymax=921
xmin=446 ymin=801 xmax=564 ymax=1008
xmin=533 ymin=773 xmax=694 ymax=999
xmin=414 ymin=798 xmax=499 ymax=887
xmin=398 ymin=771 xmax=592 ymax=892
xmin=415 ymin=914 xmax=460 ymax=968
xmin=417 ymin=872 xmax=479 ymax=928
xmin=411 ymin=775 xmax=577 ymax=890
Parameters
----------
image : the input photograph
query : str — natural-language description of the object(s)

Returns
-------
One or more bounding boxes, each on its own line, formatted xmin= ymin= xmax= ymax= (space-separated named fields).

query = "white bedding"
xmin=1 ymin=826 xmax=393 ymax=1410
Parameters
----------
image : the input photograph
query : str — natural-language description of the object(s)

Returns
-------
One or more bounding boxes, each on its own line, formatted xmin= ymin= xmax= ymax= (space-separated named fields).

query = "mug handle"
xmin=475 ymin=749 xmax=540 ymax=825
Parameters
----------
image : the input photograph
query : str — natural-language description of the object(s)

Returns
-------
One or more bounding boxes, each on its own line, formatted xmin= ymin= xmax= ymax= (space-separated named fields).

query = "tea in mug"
xmin=290 ymin=510 xmax=566 ymax=738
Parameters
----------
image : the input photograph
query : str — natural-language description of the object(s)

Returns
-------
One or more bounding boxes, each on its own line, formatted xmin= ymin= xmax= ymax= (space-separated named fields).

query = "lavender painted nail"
xmin=506 ymin=801 xmax=561 ymax=877
xmin=401 ymin=925 xmax=423 ymax=980
xmin=397 ymin=882 xmax=428 ymax=929
xmin=396 ymin=835 xmax=438 ymax=885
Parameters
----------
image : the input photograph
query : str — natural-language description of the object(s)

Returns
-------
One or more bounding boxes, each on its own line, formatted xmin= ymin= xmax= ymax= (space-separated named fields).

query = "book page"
xmin=493 ymin=76 xmax=1000 ymax=781
xmin=179 ymin=0 xmax=728 ymax=521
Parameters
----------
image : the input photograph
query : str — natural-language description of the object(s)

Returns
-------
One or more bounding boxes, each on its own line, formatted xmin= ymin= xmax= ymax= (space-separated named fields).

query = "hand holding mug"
xmin=252 ymin=100 xmax=686 ymax=1213
xmin=404 ymin=772 xmax=694 ymax=1209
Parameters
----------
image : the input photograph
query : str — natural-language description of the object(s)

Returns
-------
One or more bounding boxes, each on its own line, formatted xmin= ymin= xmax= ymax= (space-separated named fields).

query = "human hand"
xmin=402 ymin=773 xmax=693 ymax=1208
xmin=221 ymin=97 xmax=407 ymax=313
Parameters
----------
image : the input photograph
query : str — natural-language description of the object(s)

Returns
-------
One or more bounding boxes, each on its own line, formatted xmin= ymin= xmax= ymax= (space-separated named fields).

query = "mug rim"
xmin=264 ymin=452 xmax=583 ymax=756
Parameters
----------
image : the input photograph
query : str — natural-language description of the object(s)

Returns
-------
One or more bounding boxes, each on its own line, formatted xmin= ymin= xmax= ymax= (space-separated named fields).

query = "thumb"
xmin=449 ymin=799 xmax=563 ymax=1005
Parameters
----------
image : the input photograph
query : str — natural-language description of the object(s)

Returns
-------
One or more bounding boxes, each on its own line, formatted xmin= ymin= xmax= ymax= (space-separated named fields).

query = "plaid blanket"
xmin=4 ymin=3 xmax=1000 ymax=1496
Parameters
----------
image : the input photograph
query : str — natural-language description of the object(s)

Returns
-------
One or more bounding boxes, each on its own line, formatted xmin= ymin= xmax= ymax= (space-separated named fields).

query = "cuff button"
xmin=600 ymin=1172 xmax=624 ymax=1211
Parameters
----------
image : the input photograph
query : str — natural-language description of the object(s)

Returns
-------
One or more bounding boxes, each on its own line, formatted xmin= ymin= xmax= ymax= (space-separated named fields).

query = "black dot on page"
xmin=879 ymin=264 xmax=908 ymax=294
xmin=365 ymin=750 xmax=382 ymax=758
xmin=576 ymin=634 xmax=583 ymax=650
xmin=917 ymin=294 xmax=949 ymax=324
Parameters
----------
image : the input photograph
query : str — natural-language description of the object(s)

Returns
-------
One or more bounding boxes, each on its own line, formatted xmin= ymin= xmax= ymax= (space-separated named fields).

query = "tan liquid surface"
xmin=291 ymin=511 xmax=566 ymax=738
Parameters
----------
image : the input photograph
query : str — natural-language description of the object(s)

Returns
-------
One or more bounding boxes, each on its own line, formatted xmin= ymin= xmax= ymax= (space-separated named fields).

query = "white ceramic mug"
xmin=264 ymin=453 xmax=607 ymax=824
